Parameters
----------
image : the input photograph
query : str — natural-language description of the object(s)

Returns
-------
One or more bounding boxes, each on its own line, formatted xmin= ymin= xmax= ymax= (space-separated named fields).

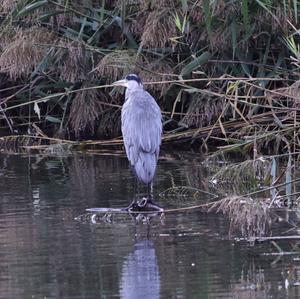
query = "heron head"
xmin=112 ymin=74 xmax=143 ymax=90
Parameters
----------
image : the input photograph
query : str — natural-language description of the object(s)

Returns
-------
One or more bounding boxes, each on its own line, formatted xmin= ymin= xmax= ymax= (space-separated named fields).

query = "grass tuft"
xmin=0 ymin=27 xmax=55 ymax=80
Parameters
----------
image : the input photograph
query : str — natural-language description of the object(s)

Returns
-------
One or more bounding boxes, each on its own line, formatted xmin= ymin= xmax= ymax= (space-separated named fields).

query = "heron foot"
xmin=125 ymin=197 xmax=164 ymax=213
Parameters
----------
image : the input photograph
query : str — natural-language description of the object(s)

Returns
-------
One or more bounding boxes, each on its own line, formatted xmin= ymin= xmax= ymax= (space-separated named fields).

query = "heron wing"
xmin=121 ymin=90 xmax=162 ymax=166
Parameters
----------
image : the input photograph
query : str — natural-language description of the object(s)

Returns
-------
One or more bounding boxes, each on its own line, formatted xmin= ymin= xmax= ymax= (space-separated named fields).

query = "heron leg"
xmin=124 ymin=176 xmax=139 ymax=211
xmin=137 ymin=181 xmax=156 ymax=208
xmin=146 ymin=182 xmax=153 ymax=201
xmin=131 ymin=180 xmax=164 ymax=212
xmin=150 ymin=182 xmax=153 ymax=199
xmin=133 ymin=176 xmax=138 ymax=201
xmin=137 ymin=182 xmax=151 ymax=208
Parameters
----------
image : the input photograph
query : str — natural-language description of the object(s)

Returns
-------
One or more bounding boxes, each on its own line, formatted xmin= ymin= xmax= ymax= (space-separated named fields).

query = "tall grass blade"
xmin=285 ymin=155 xmax=292 ymax=199
xmin=17 ymin=0 xmax=48 ymax=18
xmin=293 ymin=0 xmax=298 ymax=23
xmin=180 ymin=52 xmax=211 ymax=78
xmin=270 ymin=157 xmax=277 ymax=202
xmin=203 ymin=0 xmax=212 ymax=35
xmin=242 ymin=0 xmax=250 ymax=34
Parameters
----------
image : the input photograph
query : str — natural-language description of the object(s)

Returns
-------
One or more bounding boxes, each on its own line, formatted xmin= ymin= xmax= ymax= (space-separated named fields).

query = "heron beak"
xmin=112 ymin=79 xmax=128 ymax=87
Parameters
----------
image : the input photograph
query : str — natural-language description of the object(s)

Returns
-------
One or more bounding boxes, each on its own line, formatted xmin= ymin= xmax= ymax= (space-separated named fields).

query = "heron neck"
xmin=125 ymin=87 xmax=143 ymax=100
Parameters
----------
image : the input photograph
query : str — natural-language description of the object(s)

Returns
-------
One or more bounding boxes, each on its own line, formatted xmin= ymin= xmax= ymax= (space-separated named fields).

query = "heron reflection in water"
xmin=120 ymin=239 xmax=160 ymax=299
xmin=113 ymin=74 xmax=163 ymax=212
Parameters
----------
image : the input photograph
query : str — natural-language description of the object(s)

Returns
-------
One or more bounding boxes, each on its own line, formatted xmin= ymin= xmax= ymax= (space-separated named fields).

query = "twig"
xmin=1 ymin=77 xmax=295 ymax=113
xmin=0 ymin=135 xmax=76 ymax=144
xmin=249 ymin=235 xmax=300 ymax=242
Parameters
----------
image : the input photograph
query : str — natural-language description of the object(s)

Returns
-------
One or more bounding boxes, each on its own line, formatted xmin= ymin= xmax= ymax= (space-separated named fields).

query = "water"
xmin=0 ymin=152 xmax=299 ymax=298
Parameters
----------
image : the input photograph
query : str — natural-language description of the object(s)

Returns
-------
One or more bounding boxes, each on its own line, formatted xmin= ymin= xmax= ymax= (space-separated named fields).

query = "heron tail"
xmin=134 ymin=152 xmax=157 ymax=184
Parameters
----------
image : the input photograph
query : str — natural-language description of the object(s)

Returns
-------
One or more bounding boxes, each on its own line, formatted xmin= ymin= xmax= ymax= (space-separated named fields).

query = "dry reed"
xmin=0 ymin=27 xmax=56 ymax=80
xmin=69 ymin=86 xmax=107 ymax=138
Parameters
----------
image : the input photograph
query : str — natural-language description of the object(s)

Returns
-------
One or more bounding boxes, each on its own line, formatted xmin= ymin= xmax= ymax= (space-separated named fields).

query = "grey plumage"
xmin=122 ymin=86 xmax=162 ymax=184
xmin=113 ymin=74 xmax=162 ymax=186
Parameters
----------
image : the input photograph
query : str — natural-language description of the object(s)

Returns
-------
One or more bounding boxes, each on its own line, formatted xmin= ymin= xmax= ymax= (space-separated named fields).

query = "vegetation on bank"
xmin=0 ymin=0 xmax=300 ymax=155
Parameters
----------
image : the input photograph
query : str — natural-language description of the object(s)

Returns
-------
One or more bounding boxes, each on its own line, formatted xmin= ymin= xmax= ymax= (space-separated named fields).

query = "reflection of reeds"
xmin=0 ymin=135 xmax=43 ymax=150
xmin=69 ymin=154 xmax=100 ymax=200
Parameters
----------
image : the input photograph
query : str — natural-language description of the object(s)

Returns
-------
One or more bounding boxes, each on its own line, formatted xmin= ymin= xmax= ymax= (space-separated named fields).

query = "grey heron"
xmin=112 ymin=74 xmax=162 ymax=210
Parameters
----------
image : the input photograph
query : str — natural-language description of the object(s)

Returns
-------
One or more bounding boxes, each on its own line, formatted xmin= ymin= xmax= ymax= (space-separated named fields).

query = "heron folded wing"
xmin=136 ymin=92 xmax=161 ymax=153
xmin=126 ymin=144 xmax=139 ymax=166
xmin=138 ymin=116 xmax=161 ymax=154
xmin=121 ymin=102 xmax=139 ymax=165
xmin=121 ymin=90 xmax=162 ymax=165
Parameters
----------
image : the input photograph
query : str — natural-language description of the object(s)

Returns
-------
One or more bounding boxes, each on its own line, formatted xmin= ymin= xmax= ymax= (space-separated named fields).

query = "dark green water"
xmin=0 ymin=152 xmax=299 ymax=298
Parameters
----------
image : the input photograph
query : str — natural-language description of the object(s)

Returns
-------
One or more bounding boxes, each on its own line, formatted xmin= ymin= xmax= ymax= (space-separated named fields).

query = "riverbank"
xmin=0 ymin=1 xmax=299 ymax=154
